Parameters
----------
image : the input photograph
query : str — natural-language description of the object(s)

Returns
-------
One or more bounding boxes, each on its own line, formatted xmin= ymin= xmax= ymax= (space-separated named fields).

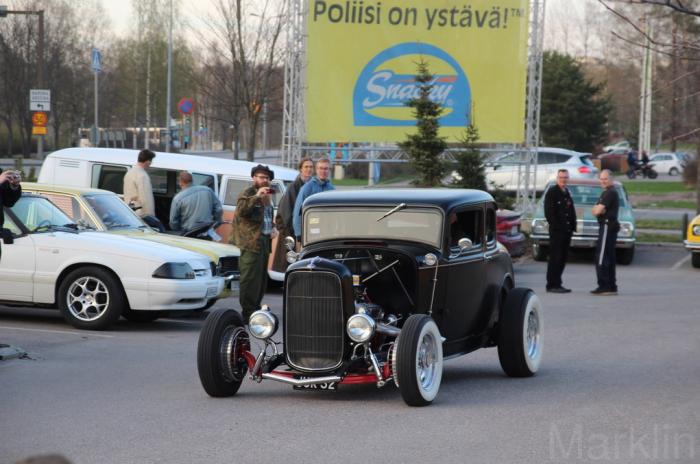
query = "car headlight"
xmin=346 ymin=313 xmax=376 ymax=343
xmin=286 ymin=250 xmax=299 ymax=263
xmin=693 ymin=225 xmax=700 ymax=236
xmin=532 ymin=219 xmax=549 ymax=234
xmin=248 ymin=309 xmax=278 ymax=340
xmin=619 ymin=221 xmax=635 ymax=238
xmin=423 ymin=253 xmax=438 ymax=266
xmin=152 ymin=262 xmax=195 ymax=279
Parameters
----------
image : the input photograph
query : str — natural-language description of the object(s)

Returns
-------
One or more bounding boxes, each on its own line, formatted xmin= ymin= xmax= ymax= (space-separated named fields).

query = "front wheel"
xmin=197 ymin=309 xmax=249 ymax=397
xmin=394 ymin=315 xmax=443 ymax=406
xmin=616 ymin=246 xmax=635 ymax=265
xmin=692 ymin=253 xmax=700 ymax=269
xmin=58 ymin=266 xmax=125 ymax=330
xmin=498 ymin=288 xmax=543 ymax=377
xmin=532 ymin=242 xmax=548 ymax=262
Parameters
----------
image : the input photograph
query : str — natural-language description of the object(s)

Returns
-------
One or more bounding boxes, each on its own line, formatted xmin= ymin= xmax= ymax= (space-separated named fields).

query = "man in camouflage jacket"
xmin=229 ymin=165 xmax=277 ymax=321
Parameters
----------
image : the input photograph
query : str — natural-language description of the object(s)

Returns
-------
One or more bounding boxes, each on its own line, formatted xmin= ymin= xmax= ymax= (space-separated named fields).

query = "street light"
xmin=0 ymin=5 xmax=46 ymax=158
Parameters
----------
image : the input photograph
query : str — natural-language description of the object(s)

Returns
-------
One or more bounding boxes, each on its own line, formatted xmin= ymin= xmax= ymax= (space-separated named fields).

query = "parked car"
xmin=23 ymin=183 xmax=240 ymax=291
xmin=603 ymin=140 xmax=630 ymax=153
xmin=530 ymin=180 xmax=636 ymax=264
xmin=197 ymin=189 xmax=544 ymax=406
xmin=496 ymin=209 xmax=525 ymax=257
xmin=684 ymin=214 xmax=700 ymax=269
xmin=479 ymin=147 xmax=598 ymax=192
xmin=648 ymin=153 xmax=685 ymax=175
xmin=37 ymin=147 xmax=298 ymax=281
xmin=1 ymin=193 xmax=225 ymax=329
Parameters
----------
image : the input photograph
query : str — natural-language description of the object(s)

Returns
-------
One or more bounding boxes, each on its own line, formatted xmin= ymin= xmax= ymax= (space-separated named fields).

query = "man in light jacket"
xmin=292 ymin=157 xmax=335 ymax=240
xmin=123 ymin=149 xmax=156 ymax=218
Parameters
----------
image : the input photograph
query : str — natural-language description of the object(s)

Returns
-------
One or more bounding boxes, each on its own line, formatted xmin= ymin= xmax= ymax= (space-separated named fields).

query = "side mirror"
xmin=458 ymin=237 xmax=472 ymax=251
xmin=1 ymin=228 xmax=14 ymax=245
xmin=284 ymin=236 xmax=296 ymax=251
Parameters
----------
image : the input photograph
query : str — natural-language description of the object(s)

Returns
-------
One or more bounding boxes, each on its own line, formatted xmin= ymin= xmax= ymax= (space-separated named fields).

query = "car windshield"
xmin=83 ymin=194 xmax=146 ymax=230
xmin=10 ymin=196 xmax=76 ymax=231
xmin=551 ymin=184 xmax=628 ymax=206
xmin=303 ymin=206 xmax=443 ymax=247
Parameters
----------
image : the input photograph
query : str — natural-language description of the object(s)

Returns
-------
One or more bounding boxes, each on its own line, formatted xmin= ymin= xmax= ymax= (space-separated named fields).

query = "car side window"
xmin=486 ymin=207 xmax=496 ymax=246
xmin=41 ymin=193 xmax=98 ymax=229
xmin=92 ymin=164 xmax=128 ymax=195
xmin=2 ymin=215 xmax=22 ymax=236
xmin=448 ymin=209 xmax=483 ymax=251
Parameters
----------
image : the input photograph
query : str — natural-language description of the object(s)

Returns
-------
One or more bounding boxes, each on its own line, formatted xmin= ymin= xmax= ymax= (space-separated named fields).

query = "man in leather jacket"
xmin=544 ymin=169 xmax=577 ymax=293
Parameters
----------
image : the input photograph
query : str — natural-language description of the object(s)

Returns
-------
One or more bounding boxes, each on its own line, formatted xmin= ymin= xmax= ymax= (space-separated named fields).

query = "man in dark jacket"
xmin=292 ymin=157 xmax=335 ymax=239
xmin=544 ymin=169 xmax=577 ymax=293
xmin=591 ymin=170 xmax=619 ymax=295
xmin=229 ymin=164 xmax=277 ymax=322
xmin=0 ymin=169 xmax=22 ymax=261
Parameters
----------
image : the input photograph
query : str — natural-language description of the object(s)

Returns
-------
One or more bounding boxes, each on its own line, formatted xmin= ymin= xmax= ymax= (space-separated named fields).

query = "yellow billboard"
xmin=305 ymin=0 xmax=530 ymax=143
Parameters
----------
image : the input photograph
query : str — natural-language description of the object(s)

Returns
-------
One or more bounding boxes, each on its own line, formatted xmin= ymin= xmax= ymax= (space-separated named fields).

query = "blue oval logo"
xmin=353 ymin=42 xmax=471 ymax=127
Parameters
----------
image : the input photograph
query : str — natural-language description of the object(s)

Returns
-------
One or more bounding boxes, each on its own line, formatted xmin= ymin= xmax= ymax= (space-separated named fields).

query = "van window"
xmin=92 ymin=164 xmax=128 ymax=194
xmin=149 ymin=169 xmax=169 ymax=194
xmin=224 ymin=178 xmax=252 ymax=206
xmin=193 ymin=173 xmax=216 ymax=192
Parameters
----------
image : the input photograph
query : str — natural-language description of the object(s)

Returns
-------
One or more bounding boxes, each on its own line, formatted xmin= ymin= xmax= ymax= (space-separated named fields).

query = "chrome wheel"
xmin=219 ymin=325 xmax=249 ymax=382
xmin=526 ymin=310 xmax=541 ymax=359
xmin=416 ymin=332 xmax=439 ymax=392
xmin=66 ymin=277 xmax=110 ymax=322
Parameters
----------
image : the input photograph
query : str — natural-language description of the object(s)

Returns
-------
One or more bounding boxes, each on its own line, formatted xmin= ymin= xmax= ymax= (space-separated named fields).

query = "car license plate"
xmin=206 ymin=286 xmax=218 ymax=298
xmin=292 ymin=377 xmax=338 ymax=391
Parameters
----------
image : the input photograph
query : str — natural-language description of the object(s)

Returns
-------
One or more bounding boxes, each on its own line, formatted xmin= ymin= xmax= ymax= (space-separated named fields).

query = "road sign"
xmin=32 ymin=112 xmax=48 ymax=127
xmin=32 ymin=126 xmax=47 ymax=136
xmin=30 ymin=89 xmax=51 ymax=112
xmin=91 ymin=48 xmax=102 ymax=73
xmin=178 ymin=98 xmax=194 ymax=115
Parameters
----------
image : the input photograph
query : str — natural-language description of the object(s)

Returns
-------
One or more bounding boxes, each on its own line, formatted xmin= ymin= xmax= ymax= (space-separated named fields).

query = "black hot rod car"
xmin=197 ymin=189 xmax=543 ymax=406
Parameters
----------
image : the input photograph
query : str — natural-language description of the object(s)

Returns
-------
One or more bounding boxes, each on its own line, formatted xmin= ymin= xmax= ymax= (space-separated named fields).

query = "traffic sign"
xmin=30 ymin=89 xmax=51 ymax=112
xmin=91 ymin=48 xmax=102 ymax=73
xmin=32 ymin=126 xmax=47 ymax=136
xmin=178 ymin=98 xmax=195 ymax=115
xmin=32 ymin=112 xmax=48 ymax=127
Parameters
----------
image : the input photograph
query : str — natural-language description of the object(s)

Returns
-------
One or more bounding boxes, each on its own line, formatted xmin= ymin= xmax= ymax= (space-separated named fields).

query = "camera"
xmin=267 ymin=186 xmax=277 ymax=194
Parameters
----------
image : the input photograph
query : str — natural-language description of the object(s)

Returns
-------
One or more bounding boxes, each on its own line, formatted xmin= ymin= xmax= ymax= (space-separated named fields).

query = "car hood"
xmin=40 ymin=230 xmax=211 ymax=265
xmin=533 ymin=203 xmax=635 ymax=224
xmin=109 ymin=229 xmax=240 ymax=262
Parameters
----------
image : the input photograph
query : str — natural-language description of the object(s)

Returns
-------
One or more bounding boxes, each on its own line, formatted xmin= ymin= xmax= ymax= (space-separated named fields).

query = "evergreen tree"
xmin=399 ymin=60 xmax=448 ymax=187
xmin=541 ymin=51 xmax=611 ymax=152
xmin=454 ymin=123 xmax=486 ymax=191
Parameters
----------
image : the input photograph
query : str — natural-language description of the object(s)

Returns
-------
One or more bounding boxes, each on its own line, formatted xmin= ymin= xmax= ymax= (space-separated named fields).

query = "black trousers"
xmin=595 ymin=222 xmax=618 ymax=291
xmin=546 ymin=230 xmax=571 ymax=289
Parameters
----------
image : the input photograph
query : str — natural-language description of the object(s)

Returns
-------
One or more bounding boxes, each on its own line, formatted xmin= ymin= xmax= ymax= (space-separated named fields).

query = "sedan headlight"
xmin=532 ymin=219 xmax=549 ymax=234
xmin=249 ymin=309 xmax=278 ymax=340
xmin=152 ymin=262 xmax=195 ymax=279
xmin=346 ymin=313 xmax=376 ymax=343
xmin=619 ymin=221 xmax=635 ymax=238
xmin=693 ymin=225 xmax=700 ymax=236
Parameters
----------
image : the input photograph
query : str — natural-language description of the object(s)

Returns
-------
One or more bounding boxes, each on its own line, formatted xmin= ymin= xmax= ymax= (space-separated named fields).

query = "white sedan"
xmin=0 ymin=193 xmax=225 ymax=330
xmin=648 ymin=153 xmax=685 ymax=176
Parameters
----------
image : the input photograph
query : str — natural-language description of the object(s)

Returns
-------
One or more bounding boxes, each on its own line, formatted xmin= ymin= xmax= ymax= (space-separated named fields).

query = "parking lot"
xmin=1 ymin=245 xmax=698 ymax=464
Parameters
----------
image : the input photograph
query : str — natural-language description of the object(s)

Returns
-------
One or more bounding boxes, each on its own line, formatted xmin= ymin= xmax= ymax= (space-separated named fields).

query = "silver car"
xmin=483 ymin=147 xmax=599 ymax=192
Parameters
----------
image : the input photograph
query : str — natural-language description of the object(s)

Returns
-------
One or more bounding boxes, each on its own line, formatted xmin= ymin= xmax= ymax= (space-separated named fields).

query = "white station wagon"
xmin=0 ymin=193 xmax=225 ymax=330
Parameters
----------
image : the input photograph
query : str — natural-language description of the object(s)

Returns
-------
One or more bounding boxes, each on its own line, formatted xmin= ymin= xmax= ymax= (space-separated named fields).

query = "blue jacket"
xmin=170 ymin=185 xmax=223 ymax=232
xmin=292 ymin=176 xmax=335 ymax=237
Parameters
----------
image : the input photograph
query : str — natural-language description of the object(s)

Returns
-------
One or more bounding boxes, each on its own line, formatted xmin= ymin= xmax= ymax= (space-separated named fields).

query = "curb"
xmin=0 ymin=344 xmax=27 ymax=361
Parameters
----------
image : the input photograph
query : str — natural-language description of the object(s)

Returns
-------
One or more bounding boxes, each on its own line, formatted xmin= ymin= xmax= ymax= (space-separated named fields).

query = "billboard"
xmin=305 ymin=0 xmax=530 ymax=143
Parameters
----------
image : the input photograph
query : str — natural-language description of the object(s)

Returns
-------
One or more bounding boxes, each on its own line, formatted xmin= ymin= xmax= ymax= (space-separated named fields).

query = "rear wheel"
xmin=669 ymin=167 xmax=679 ymax=176
xmin=197 ymin=309 xmax=249 ymax=397
xmin=692 ymin=253 xmax=700 ymax=269
xmin=616 ymin=246 xmax=635 ymax=265
xmin=58 ymin=266 xmax=125 ymax=330
xmin=395 ymin=315 xmax=443 ymax=407
xmin=532 ymin=242 xmax=548 ymax=262
xmin=647 ymin=169 xmax=658 ymax=179
xmin=498 ymin=288 xmax=543 ymax=377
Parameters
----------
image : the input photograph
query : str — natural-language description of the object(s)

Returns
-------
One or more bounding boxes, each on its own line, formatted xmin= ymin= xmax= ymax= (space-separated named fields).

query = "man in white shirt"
xmin=123 ymin=149 xmax=156 ymax=218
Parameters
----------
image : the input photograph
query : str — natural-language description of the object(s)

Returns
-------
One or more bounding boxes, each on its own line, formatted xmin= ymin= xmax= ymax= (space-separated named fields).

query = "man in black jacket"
xmin=591 ymin=170 xmax=619 ymax=295
xmin=544 ymin=169 xmax=577 ymax=293
xmin=0 ymin=169 xmax=22 ymax=261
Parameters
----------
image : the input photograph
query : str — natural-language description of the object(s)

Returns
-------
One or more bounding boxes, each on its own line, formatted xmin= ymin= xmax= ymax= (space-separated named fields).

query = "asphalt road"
xmin=1 ymin=245 xmax=698 ymax=464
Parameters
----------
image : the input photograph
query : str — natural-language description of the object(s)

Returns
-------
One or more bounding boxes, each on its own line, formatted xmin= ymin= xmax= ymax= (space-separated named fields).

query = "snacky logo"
xmin=353 ymin=42 xmax=471 ymax=127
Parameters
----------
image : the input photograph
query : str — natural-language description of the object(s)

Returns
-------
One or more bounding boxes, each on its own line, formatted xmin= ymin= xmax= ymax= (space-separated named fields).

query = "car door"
xmin=0 ymin=211 xmax=36 ymax=301
xmin=442 ymin=206 xmax=486 ymax=342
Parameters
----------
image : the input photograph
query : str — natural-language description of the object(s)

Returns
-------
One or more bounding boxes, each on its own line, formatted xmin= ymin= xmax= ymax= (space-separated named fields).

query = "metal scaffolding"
xmin=281 ymin=0 xmax=305 ymax=168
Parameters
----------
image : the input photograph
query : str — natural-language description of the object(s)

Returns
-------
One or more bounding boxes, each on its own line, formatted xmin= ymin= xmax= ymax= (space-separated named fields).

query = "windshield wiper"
xmin=31 ymin=223 xmax=79 ymax=233
xmin=108 ymin=223 xmax=135 ymax=229
xmin=376 ymin=203 xmax=406 ymax=222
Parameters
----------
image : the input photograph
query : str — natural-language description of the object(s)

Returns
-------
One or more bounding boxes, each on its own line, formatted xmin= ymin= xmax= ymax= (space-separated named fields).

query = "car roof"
xmin=303 ymin=188 xmax=494 ymax=212
xmin=45 ymin=147 xmax=299 ymax=180
xmin=23 ymin=182 xmax=113 ymax=196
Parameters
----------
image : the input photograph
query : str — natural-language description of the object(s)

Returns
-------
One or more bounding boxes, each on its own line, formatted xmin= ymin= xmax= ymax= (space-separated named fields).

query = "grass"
xmin=637 ymin=232 xmax=682 ymax=243
xmin=636 ymin=200 xmax=697 ymax=209
xmin=621 ymin=180 xmax=693 ymax=195
xmin=636 ymin=219 xmax=683 ymax=230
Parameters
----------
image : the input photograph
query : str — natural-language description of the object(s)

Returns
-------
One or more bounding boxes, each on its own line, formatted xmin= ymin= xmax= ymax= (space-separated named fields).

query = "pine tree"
xmin=398 ymin=60 xmax=447 ymax=187
xmin=454 ymin=123 xmax=486 ymax=191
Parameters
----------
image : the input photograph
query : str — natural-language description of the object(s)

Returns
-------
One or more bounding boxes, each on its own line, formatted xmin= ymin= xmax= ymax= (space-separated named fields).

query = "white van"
xmin=38 ymin=147 xmax=299 ymax=280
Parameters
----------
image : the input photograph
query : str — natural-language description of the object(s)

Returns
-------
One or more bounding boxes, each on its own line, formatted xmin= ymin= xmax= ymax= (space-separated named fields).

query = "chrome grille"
xmin=575 ymin=220 xmax=599 ymax=237
xmin=285 ymin=271 xmax=344 ymax=371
